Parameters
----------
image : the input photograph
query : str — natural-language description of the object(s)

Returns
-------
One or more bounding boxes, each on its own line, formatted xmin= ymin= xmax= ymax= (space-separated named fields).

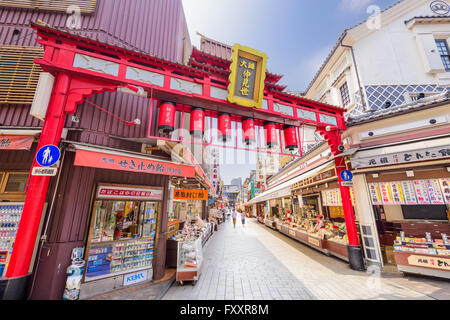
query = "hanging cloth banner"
xmin=0 ymin=135 xmax=34 ymax=150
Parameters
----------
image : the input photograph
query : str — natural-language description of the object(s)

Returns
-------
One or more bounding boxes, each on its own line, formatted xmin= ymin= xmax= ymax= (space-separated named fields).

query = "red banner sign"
xmin=74 ymin=149 xmax=195 ymax=178
xmin=0 ymin=135 xmax=34 ymax=150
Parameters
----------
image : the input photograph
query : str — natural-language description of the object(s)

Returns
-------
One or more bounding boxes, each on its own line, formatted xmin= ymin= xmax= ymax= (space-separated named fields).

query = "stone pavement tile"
xmin=162 ymin=219 xmax=440 ymax=301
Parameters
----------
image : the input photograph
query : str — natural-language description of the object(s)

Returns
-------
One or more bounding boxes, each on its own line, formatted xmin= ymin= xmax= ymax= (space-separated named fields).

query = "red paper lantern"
xmin=264 ymin=121 xmax=278 ymax=148
xmin=283 ymin=125 xmax=298 ymax=152
xmin=242 ymin=117 xmax=256 ymax=145
xmin=218 ymin=112 xmax=232 ymax=142
xmin=157 ymin=101 xmax=176 ymax=134
xmin=190 ymin=107 xmax=205 ymax=138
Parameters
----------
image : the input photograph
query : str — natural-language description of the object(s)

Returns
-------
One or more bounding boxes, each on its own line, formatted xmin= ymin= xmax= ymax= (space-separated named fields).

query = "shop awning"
xmin=350 ymin=136 xmax=450 ymax=169
xmin=247 ymin=160 xmax=334 ymax=205
xmin=0 ymin=129 xmax=40 ymax=150
xmin=69 ymin=143 xmax=196 ymax=178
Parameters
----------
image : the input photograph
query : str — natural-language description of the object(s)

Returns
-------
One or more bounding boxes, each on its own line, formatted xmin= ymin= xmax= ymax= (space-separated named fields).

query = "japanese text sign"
xmin=173 ymin=189 xmax=208 ymax=201
xmin=74 ymin=149 xmax=195 ymax=178
xmin=97 ymin=185 xmax=163 ymax=201
xmin=227 ymin=44 xmax=267 ymax=109
xmin=407 ymin=255 xmax=450 ymax=271
xmin=350 ymin=145 xmax=450 ymax=168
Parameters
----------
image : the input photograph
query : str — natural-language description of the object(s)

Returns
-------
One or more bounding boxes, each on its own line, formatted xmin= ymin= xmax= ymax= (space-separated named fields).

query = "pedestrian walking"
xmin=240 ymin=210 xmax=246 ymax=228
xmin=231 ymin=209 xmax=237 ymax=229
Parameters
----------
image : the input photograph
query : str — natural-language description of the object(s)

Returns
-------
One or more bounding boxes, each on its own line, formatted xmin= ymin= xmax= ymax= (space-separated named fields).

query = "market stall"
xmin=170 ymin=216 xmax=211 ymax=285
xmin=393 ymin=232 xmax=450 ymax=279
xmin=366 ymin=175 xmax=450 ymax=267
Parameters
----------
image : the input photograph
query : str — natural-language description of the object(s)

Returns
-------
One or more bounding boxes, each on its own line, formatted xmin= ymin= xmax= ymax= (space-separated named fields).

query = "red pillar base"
xmin=347 ymin=245 xmax=366 ymax=271
xmin=0 ymin=274 xmax=31 ymax=300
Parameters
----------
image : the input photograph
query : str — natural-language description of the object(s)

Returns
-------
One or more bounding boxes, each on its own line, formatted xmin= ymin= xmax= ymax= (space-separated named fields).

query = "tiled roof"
xmin=198 ymin=32 xmax=232 ymax=60
xmin=405 ymin=15 xmax=450 ymax=24
xmin=347 ymin=89 xmax=450 ymax=126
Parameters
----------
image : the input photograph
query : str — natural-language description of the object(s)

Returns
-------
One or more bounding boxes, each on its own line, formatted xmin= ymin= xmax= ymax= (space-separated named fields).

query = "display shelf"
xmin=84 ymin=265 xmax=152 ymax=282
xmin=393 ymin=251 xmax=450 ymax=279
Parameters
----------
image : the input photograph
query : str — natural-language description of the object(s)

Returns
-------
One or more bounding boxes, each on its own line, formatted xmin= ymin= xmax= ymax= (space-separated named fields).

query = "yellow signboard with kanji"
xmin=227 ymin=44 xmax=268 ymax=108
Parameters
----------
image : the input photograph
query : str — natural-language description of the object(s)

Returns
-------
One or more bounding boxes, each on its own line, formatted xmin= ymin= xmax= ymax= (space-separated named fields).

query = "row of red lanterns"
xmin=157 ymin=101 xmax=299 ymax=151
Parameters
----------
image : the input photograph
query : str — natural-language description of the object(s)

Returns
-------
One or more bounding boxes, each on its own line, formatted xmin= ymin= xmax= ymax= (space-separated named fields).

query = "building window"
xmin=435 ymin=39 xmax=450 ymax=72
xmin=339 ymin=82 xmax=351 ymax=107
xmin=0 ymin=172 xmax=29 ymax=201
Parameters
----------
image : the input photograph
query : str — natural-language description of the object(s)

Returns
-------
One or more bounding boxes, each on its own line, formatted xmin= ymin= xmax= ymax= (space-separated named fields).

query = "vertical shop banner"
xmin=426 ymin=179 xmax=445 ymax=205
xmin=321 ymin=191 xmax=328 ymax=206
xmin=413 ymin=180 xmax=431 ymax=204
xmin=439 ymin=178 xmax=450 ymax=204
xmin=401 ymin=180 xmax=418 ymax=205
xmin=350 ymin=187 xmax=355 ymax=206
xmin=368 ymin=183 xmax=383 ymax=205
xmin=380 ymin=183 xmax=394 ymax=205
xmin=390 ymin=182 xmax=405 ymax=205
xmin=0 ymin=135 xmax=34 ymax=150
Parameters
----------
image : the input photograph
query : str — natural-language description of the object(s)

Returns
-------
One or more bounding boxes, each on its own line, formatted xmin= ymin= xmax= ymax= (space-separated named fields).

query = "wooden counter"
xmin=326 ymin=240 xmax=349 ymax=262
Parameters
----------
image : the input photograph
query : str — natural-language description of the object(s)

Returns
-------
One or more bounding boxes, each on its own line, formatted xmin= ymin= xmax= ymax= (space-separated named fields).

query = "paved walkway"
xmin=163 ymin=218 xmax=450 ymax=300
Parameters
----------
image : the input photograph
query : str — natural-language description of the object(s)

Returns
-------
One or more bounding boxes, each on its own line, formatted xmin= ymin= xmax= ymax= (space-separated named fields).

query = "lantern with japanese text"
xmin=218 ymin=112 xmax=232 ymax=142
xmin=242 ymin=117 xmax=256 ymax=146
xmin=157 ymin=101 xmax=176 ymax=135
xmin=264 ymin=121 xmax=278 ymax=148
xmin=190 ymin=107 xmax=205 ymax=138
xmin=283 ymin=125 xmax=298 ymax=152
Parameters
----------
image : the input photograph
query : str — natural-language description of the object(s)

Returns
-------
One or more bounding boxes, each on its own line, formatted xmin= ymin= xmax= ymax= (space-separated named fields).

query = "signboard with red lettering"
xmin=97 ymin=185 xmax=163 ymax=200
xmin=425 ymin=179 xmax=445 ymax=205
xmin=380 ymin=183 xmax=394 ymax=205
xmin=74 ymin=149 xmax=195 ymax=178
xmin=413 ymin=180 xmax=431 ymax=205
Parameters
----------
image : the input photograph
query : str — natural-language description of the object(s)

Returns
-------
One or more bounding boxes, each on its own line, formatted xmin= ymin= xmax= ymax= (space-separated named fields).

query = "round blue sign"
xmin=340 ymin=170 xmax=353 ymax=182
xmin=36 ymin=145 xmax=60 ymax=167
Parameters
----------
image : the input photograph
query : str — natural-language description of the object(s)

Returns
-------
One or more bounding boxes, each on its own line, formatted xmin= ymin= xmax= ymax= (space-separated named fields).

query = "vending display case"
xmin=176 ymin=237 xmax=203 ymax=285
xmin=0 ymin=203 xmax=23 ymax=277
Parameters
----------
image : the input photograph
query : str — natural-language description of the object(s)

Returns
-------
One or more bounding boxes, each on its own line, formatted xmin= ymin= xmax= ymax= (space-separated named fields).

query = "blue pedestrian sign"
xmin=36 ymin=145 xmax=60 ymax=167
xmin=340 ymin=170 xmax=353 ymax=182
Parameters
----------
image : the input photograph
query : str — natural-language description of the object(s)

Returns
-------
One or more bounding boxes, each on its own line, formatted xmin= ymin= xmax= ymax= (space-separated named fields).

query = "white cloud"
xmin=339 ymin=0 xmax=374 ymax=12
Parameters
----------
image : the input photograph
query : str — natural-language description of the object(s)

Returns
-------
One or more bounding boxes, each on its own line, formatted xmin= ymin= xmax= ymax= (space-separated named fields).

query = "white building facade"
xmin=306 ymin=0 xmax=450 ymax=120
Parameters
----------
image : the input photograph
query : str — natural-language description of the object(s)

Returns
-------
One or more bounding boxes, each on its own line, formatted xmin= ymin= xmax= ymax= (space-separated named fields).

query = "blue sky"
xmin=181 ymin=0 xmax=399 ymax=184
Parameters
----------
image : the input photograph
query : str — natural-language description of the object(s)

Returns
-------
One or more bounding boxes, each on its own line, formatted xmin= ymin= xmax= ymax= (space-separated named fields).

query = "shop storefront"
xmin=353 ymin=156 xmax=450 ymax=277
xmin=284 ymin=163 xmax=357 ymax=262
xmin=347 ymin=115 xmax=450 ymax=277
xmin=166 ymin=187 xmax=213 ymax=271
xmin=83 ymin=184 xmax=162 ymax=285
